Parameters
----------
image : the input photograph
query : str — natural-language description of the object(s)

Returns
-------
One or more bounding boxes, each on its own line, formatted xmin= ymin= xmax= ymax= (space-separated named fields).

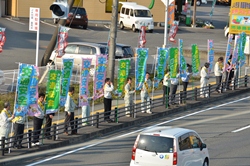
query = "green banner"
xmin=45 ymin=70 xmax=61 ymax=114
xmin=191 ymin=44 xmax=200 ymax=75
xmin=169 ymin=48 xmax=178 ymax=79
xmin=117 ymin=59 xmax=130 ymax=94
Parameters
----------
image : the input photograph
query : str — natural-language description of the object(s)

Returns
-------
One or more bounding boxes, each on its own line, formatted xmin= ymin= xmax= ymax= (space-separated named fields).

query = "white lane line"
xmin=232 ymin=125 xmax=250 ymax=133
xmin=26 ymin=96 xmax=250 ymax=166
xmin=40 ymin=21 xmax=57 ymax=28
xmin=6 ymin=18 xmax=25 ymax=25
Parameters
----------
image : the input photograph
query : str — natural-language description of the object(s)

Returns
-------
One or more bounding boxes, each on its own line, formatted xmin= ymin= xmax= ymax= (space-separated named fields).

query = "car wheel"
xmin=196 ymin=0 xmax=201 ymax=6
xmin=203 ymin=159 xmax=209 ymax=166
xmin=120 ymin=22 xmax=124 ymax=29
xmin=132 ymin=25 xmax=136 ymax=32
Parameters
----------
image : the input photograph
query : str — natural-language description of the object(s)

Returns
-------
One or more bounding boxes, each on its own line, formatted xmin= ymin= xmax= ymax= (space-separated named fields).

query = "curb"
xmin=1 ymin=86 xmax=249 ymax=165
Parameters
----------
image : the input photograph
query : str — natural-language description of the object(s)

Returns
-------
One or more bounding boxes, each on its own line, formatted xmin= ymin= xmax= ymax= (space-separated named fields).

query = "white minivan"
xmin=130 ymin=126 xmax=209 ymax=166
xmin=119 ymin=2 xmax=154 ymax=33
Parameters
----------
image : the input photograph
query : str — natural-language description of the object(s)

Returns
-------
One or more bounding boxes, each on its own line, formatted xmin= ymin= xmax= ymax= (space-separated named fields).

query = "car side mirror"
xmin=200 ymin=143 xmax=206 ymax=151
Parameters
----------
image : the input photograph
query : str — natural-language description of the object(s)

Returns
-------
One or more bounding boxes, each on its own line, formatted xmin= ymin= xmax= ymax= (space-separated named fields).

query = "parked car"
xmin=130 ymin=126 xmax=209 ymax=166
xmin=175 ymin=0 xmax=207 ymax=6
xmin=98 ymin=42 xmax=135 ymax=59
xmin=50 ymin=42 xmax=108 ymax=75
xmin=54 ymin=7 xmax=88 ymax=29
xmin=0 ymin=70 xmax=5 ymax=85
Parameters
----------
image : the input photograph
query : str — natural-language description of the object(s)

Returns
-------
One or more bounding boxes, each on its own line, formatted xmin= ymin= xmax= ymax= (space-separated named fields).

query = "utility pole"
xmin=41 ymin=0 xmax=75 ymax=66
xmin=192 ymin=0 xmax=197 ymax=27
xmin=107 ymin=0 xmax=118 ymax=82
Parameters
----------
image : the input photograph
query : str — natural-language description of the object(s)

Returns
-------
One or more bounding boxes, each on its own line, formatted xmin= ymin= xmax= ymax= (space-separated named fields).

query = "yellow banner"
xmin=229 ymin=0 xmax=250 ymax=35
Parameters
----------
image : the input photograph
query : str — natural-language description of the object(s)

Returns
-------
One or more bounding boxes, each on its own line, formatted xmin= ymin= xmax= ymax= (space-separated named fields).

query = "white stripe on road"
xmin=40 ymin=21 xmax=57 ymax=27
xmin=232 ymin=125 xmax=250 ymax=133
xmin=26 ymin=96 xmax=250 ymax=166
xmin=6 ymin=18 xmax=25 ymax=25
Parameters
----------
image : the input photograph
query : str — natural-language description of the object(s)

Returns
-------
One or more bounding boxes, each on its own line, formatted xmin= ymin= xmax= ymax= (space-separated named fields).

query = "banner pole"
xmin=151 ymin=54 xmax=157 ymax=102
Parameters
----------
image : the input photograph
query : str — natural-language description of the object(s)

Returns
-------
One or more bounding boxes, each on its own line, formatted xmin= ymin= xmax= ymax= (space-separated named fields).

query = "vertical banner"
xmin=15 ymin=64 xmax=33 ymax=117
xmin=191 ymin=44 xmax=200 ymax=76
xmin=57 ymin=25 xmax=70 ymax=57
xmin=169 ymin=21 xmax=179 ymax=43
xmin=209 ymin=0 xmax=216 ymax=17
xmin=179 ymin=39 xmax=187 ymax=77
xmin=207 ymin=39 xmax=214 ymax=74
xmin=117 ymin=59 xmax=131 ymax=96
xmin=94 ymin=54 xmax=108 ymax=99
xmin=0 ymin=27 xmax=6 ymax=53
xmin=168 ymin=1 xmax=175 ymax=26
xmin=231 ymin=35 xmax=240 ymax=67
xmin=135 ymin=48 xmax=148 ymax=90
xmin=238 ymin=32 xmax=246 ymax=67
xmin=60 ymin=58 xmax=74 ymax=106
xmin=224 ymin=34 xmax=234 ymax=72
xmin=79 ymin=58 xmax=92 ymax=106
xmin=169 ymin=47 xmax=178 ymax=79
xmin=27 ymin=66 xmax=40 ymax=116
xmin=154 ymin=47 xmax=168 ymax=88
xmin=138 ymin=26 xmax=146 ymax=48
xmin=45 ymin=70 xmax=61 ymax=114
xmin=244 ymin=36 xmax=250 ymax=54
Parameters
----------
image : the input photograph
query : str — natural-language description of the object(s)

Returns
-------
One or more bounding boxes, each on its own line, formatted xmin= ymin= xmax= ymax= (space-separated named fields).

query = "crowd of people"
xmin=0 ymin=57 xmax=237 ymax=149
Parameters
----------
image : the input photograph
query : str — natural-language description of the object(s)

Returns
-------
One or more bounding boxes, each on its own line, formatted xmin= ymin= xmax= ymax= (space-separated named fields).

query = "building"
xmin=0 ymin=0 xmax=166 ymax=23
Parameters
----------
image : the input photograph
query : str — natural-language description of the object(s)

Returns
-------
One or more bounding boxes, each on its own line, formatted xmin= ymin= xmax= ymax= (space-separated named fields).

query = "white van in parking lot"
xmin=119 ymin=2 xmax=154 ymax=33
xmin=130 ymin=126 xmax=209 ymax=166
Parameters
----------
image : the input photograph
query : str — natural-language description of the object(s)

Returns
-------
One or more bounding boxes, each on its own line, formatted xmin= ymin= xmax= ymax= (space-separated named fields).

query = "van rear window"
xmin=137 ymin=135 xmax=173 ymax=153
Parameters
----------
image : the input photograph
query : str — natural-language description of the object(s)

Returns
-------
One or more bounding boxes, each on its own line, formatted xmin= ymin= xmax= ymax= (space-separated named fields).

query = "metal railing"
xmin=0 ymin=75 xmax=249 ymax=156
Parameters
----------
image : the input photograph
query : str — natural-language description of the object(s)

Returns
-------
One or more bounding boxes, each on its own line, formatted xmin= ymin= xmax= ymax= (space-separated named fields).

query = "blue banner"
xmin=60 ymin=58 xmax=74 ymax=106
xmin=154 ymin=47 xmax=168 ymax=88
xmin=135 ymin=48 xmax=148 ymax=90
xmin=224 ymin=34 xmax=233 ymax=72
xmin=179 ymin=39 xmax=187 ymax=77
xmin=207 ymin=39 xmax=214 ymax=73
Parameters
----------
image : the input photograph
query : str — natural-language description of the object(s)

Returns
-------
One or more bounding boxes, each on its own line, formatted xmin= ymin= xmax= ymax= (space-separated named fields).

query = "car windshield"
xmin=70 ymin=8 xmax=86 ymax=15
xmin=134 ymin=10 xmax=151 ymax=17
xmin=64 ymin=44 xmax=77 ymax=54
xmin=100 ymin=47 xmax=109 ymax=55
xmin=137 ymin=135 xmax=173 ymax=153
xmin=123 ymin=47 xmax=134 ymax=56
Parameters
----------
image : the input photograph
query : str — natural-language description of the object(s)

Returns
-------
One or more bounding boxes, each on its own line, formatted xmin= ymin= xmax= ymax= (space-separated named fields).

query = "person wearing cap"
xmin=200 ymin=62 xmax=210 ymax=98
xmin=0 ymin=102 xmax=14 ymax=148
xmin=214 ymin=57 xmax=224 ymax=93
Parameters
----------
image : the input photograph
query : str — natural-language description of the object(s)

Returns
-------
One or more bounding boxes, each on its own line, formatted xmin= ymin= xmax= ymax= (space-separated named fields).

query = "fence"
xmin=0 ymin=75 xmax=249 ymax=156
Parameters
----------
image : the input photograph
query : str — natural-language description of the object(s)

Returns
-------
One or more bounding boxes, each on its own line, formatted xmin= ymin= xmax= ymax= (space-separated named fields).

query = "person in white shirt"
xmin=64 ymin=87 xmax=77 ymax=135
xmin=214 ymin=57 xmax=224 ymax=93
xmin=200 ymin=62 xmax=210 ymax=98
xmin=0 ymin=102 xmax=14 ymax=148
xmin=124 ymin=77 xmax=136 ymax=117
xmin=140 ymin=72 xmax=152 ymax=114
xmin=103 ymin=78 xmax=114 ymax=123
xmin=81 ymin=95 xmax=93 ymax=126
xmin=170 ymin=73 xmax=180 ymax=105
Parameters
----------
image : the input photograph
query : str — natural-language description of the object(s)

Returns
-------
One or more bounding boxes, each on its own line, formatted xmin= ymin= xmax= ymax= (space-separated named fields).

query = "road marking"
xmin=232 ymin=125 xmax=250 ymax=133
xmin=40 ymin=21 xmax=56 ymax=27
xmin=25 ymin=96 xmax=250 ymax=166
xmin=6 ymin=18 xmax=25 ymax=25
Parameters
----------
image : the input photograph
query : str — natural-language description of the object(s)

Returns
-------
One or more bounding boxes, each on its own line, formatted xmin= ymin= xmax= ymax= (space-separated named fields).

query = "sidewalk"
xmin=1 ymin=72 xmax=250 ymax=165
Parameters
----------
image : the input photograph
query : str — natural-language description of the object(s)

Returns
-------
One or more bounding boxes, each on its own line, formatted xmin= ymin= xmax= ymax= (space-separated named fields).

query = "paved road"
xmin=0 ymin=3 xmax=230 ymax=70
xmin=13 ymin=93 xmax=250 ymax=166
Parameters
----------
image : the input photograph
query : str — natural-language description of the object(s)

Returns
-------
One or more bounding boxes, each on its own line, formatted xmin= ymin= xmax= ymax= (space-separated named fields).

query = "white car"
xmin=130 ymin=126 xmax=209 ymax=166
xmin=0 ymin=70 xmax=5 ymax=85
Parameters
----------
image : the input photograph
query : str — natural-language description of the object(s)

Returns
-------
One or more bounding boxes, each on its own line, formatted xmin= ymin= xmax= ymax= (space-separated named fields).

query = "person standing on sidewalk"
xmin=44 ymin=112 xmax=54 ymax=139
xmin=12 ymin=107 xmax=26 ymax=149
xmin=141 ymin=72 xmax=152 ymax=114
xmin=124 ymin=77 xmax=136 ymax=117
xmin=64 ymin=87 xmax=77 ymax=135
xmin=0 ymin=102 xmax=14 ymax=148
xmin=181 ymin=64 xmax=192 ymax=100
xmin=162 ymin=71 xmax=170 ymax=106
xmin=81 ymin=95 xmax=93 ymax=126
xmin=103 ymin=78 xmax=114 ymax=123
xmin=200 ymin=62 xmax=210 ymax=98
xmin=170 ymin=73 xmax=180 ymax=105
xmin=32 ymin=93 xmax=45 ymax=146
xmin=214 ymin=57 xmax=224 ymax=93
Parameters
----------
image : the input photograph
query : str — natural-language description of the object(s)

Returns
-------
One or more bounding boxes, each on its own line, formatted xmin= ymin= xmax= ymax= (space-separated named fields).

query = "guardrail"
xmin=0 ymin=75 xmax=249 ymax=156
